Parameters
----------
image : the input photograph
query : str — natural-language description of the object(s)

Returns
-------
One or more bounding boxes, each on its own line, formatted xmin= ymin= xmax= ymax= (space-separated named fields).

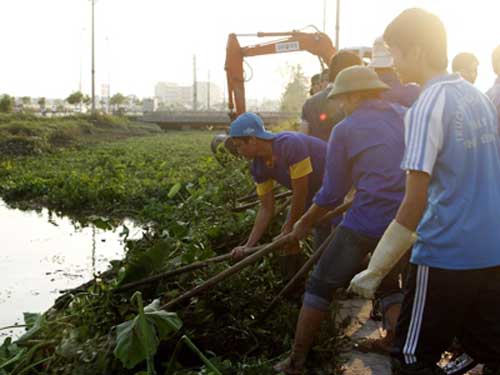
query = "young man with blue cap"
xmin=229 ymin=112 xmax=330 ymax=279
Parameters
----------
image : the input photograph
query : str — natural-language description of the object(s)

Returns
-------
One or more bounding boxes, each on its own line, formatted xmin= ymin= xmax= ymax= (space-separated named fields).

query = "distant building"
xmin=143 ymin=98 xmax=158 ymax=113
xmin=155 ymin=82 xmax=192 ymax=108
xmin=154 ymin=81 xmax=223 ymax=110
xmin=195 ymin=81 xmax=223 ymax=110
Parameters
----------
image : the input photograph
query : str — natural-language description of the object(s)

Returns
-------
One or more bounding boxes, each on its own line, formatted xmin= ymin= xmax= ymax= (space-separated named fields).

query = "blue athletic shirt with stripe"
xmin=250 ymin=132 xmax=327 ymax=206
xmin=402 ymin=74 xmax=500 ymax=270
xmin=313 ymin=99 xmax=407 ymax=238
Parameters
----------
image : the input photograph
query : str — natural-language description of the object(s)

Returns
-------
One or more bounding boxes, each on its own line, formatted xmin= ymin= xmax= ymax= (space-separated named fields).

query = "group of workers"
xmin=226 ymin=7 xmax=500 ymax=375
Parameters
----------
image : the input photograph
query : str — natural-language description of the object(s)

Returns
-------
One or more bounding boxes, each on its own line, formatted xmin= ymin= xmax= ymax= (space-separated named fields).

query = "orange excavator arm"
xmin=225 ymin=31 xmax=336 ymax=119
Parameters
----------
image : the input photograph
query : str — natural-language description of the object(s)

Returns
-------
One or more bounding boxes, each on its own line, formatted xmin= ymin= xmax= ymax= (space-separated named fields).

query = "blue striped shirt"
xmin=403 ymin=74 xmax=500 ymax=270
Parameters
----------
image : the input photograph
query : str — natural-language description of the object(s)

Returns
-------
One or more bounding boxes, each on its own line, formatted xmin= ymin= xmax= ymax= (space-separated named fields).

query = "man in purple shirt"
xmin=369 ymin=36 xmax=420 ymax=108
xmin=300 ymin=51 xmax=362 ymax=141
xmin=228 ymin=113 xmax=330 ymax=280
xmin=274 ymin=66 xmax=407 ymax=374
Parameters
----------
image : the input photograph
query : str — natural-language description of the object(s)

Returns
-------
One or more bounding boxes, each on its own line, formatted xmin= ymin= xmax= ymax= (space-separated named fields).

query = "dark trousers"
xmin=392 ymin=264 xmax=500 ymax=374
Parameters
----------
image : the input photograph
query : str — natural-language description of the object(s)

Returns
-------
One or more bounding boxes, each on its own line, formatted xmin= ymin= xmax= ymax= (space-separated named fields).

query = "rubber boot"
xmin=273 ymin=306 xmax=328 ymax=374
xmin=355 ymin=303 xmax=401 ymax=354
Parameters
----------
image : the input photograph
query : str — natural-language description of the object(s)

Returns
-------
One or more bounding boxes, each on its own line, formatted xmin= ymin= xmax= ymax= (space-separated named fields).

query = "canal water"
xmin=0 ymin=199 xmax=142 ymax=341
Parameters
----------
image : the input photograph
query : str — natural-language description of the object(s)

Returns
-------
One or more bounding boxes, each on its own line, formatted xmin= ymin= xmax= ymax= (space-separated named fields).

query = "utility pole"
xmin=106 ymin=36 xmax=111 ymax=114
xmin=193 ymin=55 xmax=198 ymax=111
xmin=323 ymin=0 xmax=327 ymax=32
xmin=207 ymin=70 xmax=211 ymax=110
xmin=91 ymin=0 xmax=96 ymax=115
xmin=79 ymin=28 xmax=85 ymax=93
xmin=335 ymin=0 xmax=340 ymax=50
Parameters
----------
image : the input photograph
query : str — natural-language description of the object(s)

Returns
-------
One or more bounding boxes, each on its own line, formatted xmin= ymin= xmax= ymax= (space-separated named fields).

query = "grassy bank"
xmin=0 ymin=132 xmax=346 ymax=374
xmin=0 ymin=113 xmax=162 ymax=157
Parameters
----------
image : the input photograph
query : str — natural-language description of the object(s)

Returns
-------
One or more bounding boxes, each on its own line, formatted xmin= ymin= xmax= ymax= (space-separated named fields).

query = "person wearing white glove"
xmin=368 ymin=8 xmax=500 ymax=375
xmin=349 ymin=220 xmax=417 ymax=299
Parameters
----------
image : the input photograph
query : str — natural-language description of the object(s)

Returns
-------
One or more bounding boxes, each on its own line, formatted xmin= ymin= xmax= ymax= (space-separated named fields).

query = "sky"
xmin=1 ymin=0 xmax=500 ymax=101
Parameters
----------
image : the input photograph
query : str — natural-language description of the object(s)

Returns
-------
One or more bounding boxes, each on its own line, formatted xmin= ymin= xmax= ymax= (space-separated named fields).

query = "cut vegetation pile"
xmin=0 ymin=131 xmax=347 ymax=374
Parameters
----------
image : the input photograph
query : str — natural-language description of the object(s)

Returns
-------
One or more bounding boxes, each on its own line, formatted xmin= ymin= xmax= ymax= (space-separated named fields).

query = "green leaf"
xmin=113 ymin=295 xmax=182 ymax=370
xmin=16 ymin=313 xmax=45 ymax=344
xmin=118 ymin=241 xmax=172 ymax=285
xmin=167 ymin=183 xmax=182 ymax=199
xmin=143 ymin=299 xmax=182 ymax=340
xmin=22 ymin=312 xmax=40 ymax=330
xmin=114 ymin=315 xmax=159 ymax=369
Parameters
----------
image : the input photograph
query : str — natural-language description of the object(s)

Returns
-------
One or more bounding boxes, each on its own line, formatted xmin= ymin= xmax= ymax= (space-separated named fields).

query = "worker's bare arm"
xmin=283 ymin=175 xmax=309 ymax=234
xmin=291 ymin=203 xmax=330 ymax=241
xmin=231 ymin=190 xmax=275 ymax=259
xmin=395 ymin=171 xmax=431 ymax=231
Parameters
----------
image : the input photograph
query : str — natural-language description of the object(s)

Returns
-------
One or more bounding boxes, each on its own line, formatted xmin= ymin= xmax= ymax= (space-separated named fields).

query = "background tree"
xmin=0 ymin=95 xmax=14 ymax=113
xmin=66 ymin=91 xmax=84 ymax=106
xmin=21 ymin=96 xmax=31 ymax=106
xmin=54 ymin=99 xmax=65 ymax=113
xmin=38 ymin=97 xmax=46 ymax=109
xmin=83 ymin=95 xmax=91 ymax=106
xmin=110 ymin=93 xmax=127 ymax=107
xmin=280 ymin=65 xmax=308 ymax=113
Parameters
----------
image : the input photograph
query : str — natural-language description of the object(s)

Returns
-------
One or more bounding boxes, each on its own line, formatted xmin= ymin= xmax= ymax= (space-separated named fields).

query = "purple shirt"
xmin=251 ymin=132 xmax=327 ymax=205
xmin=379 ymin=70 xmax=420 ymax=108
xmin=314 ymin=99 xmax=406 ymax=238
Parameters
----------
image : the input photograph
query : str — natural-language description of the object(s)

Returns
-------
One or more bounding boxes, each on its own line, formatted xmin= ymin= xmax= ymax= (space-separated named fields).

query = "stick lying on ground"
xmin=232 ymin=190 xmax=292 ymax=212
xmin=237 ymin=187 xmax=284 ymax=203
xmin=161 ymin=234 xmax=294 ymax=311
xmin=113 ymin=246 xmax=263 ymax=293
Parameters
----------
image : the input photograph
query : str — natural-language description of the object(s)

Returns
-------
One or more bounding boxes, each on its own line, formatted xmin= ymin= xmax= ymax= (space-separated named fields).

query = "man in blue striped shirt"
xmin=349 ymin=8 xmax=500 ymax=374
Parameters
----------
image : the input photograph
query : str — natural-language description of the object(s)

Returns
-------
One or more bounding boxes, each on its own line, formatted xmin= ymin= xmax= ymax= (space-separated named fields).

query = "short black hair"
xmin=452 ymin=52 xmax=478 ymax=72
xmin=492 ymin=46 xmax=500 ymax=76
xmin=384 ymin=8 xmax=448 ymax=71
xmin=311 ymin=74 xmax=321 ymax=85
xmin=328 ymin=51 xmax=362 ymax=82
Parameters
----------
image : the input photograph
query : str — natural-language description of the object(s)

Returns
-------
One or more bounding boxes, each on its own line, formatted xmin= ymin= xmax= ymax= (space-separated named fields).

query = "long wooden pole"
xmin=161 ymin=200 xmax=352 ymax=312
xmin=113 ymin=246 xmax=263 ymax=293
xmin=161 ymin=234 xmax=293 ymax=311
xmin=260 ymin=200 xmax=352 ymax=318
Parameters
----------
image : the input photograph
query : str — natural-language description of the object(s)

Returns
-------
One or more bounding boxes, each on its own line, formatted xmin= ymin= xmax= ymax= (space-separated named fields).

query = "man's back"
xmin=300 ymin=88 xmax=344 ymax=142
xmin=404 ymin=74 xmax=500 ymax=270
xmin=314 ymin=99 xmax=407 ymax=238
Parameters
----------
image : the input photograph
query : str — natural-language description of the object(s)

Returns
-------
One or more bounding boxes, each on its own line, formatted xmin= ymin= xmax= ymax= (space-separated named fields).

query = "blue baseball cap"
xmin=229 ymin=112 xmax=275 ymax=140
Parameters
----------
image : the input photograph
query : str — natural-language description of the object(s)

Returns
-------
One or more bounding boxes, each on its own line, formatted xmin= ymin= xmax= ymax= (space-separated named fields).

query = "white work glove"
xmin=348 ymin=220 xmax=417 ymax=299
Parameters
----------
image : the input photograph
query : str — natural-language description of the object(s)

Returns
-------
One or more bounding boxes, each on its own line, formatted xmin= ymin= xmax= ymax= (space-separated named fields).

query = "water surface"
xmin=0 ymin=199 xmax=141 ymax=340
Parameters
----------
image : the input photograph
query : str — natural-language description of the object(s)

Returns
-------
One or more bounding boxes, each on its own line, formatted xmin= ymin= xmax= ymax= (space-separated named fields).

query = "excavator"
xmin=211 ymin=29 xmax=370 ymax=159
xmin=225 ymin=29 xmax=337 ymax=118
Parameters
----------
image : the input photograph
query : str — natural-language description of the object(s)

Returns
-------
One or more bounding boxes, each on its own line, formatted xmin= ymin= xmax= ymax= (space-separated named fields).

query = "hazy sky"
xmin=1 ymin=0 xmax=500 ymax=100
